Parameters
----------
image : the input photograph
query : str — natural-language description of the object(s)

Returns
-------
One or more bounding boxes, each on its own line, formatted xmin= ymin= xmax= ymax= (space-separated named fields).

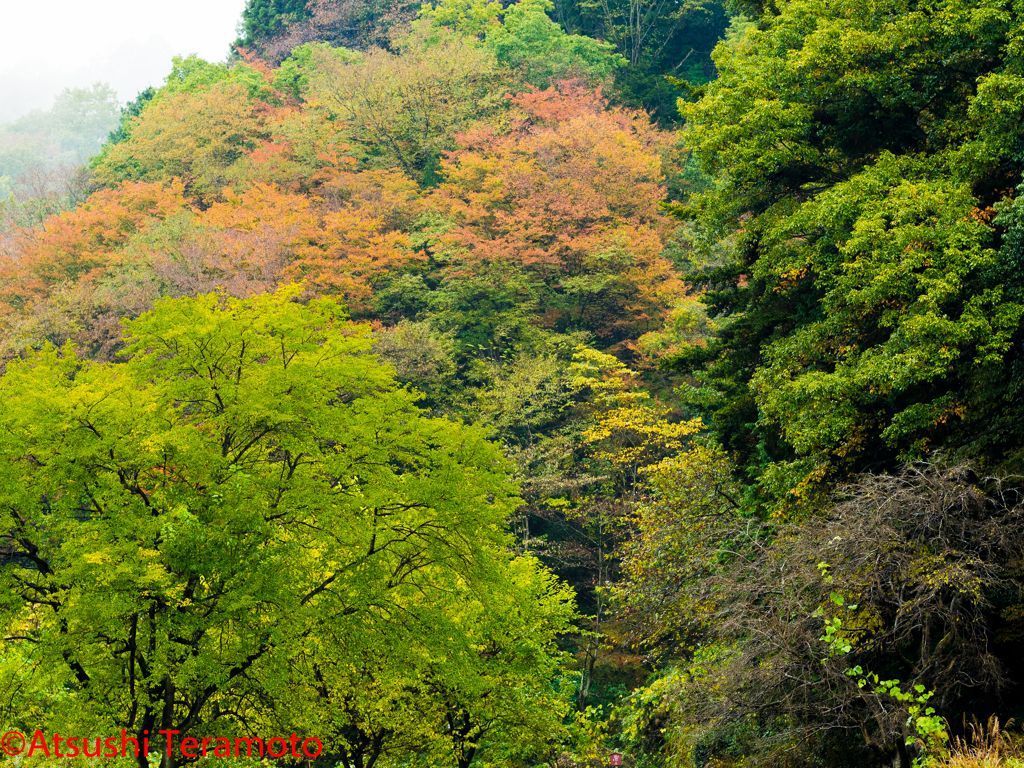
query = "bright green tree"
xmin=424 ymin=0 xmax=626 ymax=87
xmin=486 ymin=0 xmax=626 ymax=87
xmin=303 ymin=21 xmax=511 ymax=178
xmin=421 ymin=0 xmax=507 ymax=38
xmin=0 ymin=285 xmax=573 ymax=768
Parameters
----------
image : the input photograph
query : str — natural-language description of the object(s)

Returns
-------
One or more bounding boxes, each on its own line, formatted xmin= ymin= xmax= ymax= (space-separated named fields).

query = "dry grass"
xmin=936 ymin=716 xmax=1024 ymax=768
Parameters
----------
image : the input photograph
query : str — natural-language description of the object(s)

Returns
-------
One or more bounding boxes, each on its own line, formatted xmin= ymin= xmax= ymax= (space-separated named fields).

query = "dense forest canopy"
xmin=235 ymin=0 xmax=729 ymax=119
xmin=4 ymin=0 xmax=1024 ymax=767
xmin=673 ymin=0 xmax=1024 ymax=506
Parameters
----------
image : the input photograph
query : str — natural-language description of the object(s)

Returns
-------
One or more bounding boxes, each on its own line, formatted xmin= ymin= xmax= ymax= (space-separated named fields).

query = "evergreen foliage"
xmin=671 ymin=0 xmax=1024 ymax=508
xmin=237 ymin=0 xmax=313 ymax=50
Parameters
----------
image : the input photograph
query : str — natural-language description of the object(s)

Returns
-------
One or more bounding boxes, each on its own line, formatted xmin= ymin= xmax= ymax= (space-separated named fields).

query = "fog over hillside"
xmin=0 ymin=0 xmax=245 ymax=123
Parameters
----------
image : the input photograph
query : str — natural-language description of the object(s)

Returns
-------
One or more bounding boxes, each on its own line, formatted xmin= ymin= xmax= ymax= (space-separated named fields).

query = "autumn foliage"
xmin=2 ymin=59 xmax=685 ymax=362
xmin=436 ymin=82 xmax=683 ymax=342
xmin=13 ymin=6 xmax=1024 ymax=768
xmin=3 ymin=181 xmax=186 ymax=298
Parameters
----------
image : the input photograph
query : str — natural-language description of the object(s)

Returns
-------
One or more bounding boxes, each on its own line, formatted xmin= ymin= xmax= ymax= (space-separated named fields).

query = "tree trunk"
xmin=161 ymin=677 xmax=176 ymax=768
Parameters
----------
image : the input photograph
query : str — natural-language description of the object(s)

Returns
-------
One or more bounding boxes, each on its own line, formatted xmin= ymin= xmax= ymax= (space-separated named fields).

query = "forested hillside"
xmin=2 ymin=0 xmax=1024 ymax=767
xmin=235 ymin=0 xmax=728 ymax=119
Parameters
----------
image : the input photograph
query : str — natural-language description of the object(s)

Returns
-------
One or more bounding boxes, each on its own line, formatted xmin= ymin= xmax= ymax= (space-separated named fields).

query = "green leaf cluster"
xmin=0 ymin=285 xmax=576 ymax=761
xmin=674 ymin=0 xmax=1024 ymax=507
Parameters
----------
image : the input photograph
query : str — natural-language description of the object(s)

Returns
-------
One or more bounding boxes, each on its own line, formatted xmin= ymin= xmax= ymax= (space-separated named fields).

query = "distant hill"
xmin=0 ymin=83 xmax=119 ymax=200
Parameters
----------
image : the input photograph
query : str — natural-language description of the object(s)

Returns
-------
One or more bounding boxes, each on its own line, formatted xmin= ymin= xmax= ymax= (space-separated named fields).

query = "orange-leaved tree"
xmin=0 ymin=181 xmax=189 ymax=314
xmin=0 ymin=172 xmax=423 ymax=358
xmin=200 ymin=183 xmax=419 ymax=313
xmin=0 ymin=181 xmax=190 ymax=357
xmin=434 ymin=81 xmax=683 ymax=345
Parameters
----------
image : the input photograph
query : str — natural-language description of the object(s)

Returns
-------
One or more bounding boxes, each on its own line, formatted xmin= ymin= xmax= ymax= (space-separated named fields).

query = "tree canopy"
xmin=24 ymin=1 xmax=1024 ymax=765
xmin=0 ymin=286 xmax=575 ymax=768
xmin=671 ymin=0 xmax=1024 ymax=509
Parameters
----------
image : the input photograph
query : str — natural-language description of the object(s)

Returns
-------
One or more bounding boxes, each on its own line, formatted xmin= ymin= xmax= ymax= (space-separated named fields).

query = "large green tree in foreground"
xmin=0 ymin=286 xmax=575 ymax=768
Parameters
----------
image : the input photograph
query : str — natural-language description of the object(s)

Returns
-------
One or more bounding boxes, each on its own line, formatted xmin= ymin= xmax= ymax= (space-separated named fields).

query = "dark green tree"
xmin=236 ymin=0 xmax=312 ymax=50
xmin=105 ymin=87 xmax=156 ymax=146
xmin=670 ymin=0 xmax=1024 ymax=510
xmin=549 ymin=0 xmax=729 ymax=120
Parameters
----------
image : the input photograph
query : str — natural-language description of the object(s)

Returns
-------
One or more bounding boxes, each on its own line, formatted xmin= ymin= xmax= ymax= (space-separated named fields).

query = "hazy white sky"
xmin=0 ymin=0 xmax=248 ymax=122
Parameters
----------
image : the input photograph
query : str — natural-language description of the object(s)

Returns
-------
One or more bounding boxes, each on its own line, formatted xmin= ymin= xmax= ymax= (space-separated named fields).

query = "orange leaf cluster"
xmin=435 ymin=81 xmax=682 ymax=340
xmin=0 ymin=181 xmax=188 ymax=313
xmin=205 ymin=183 xmax=419 ymax=311
xmin=3 ymin=71 xmax=685 ymax=360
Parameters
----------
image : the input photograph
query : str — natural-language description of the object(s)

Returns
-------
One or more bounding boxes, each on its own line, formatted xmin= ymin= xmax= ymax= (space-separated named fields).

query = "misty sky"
xmin=1 ymin=0 xmax=248 ymax=123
